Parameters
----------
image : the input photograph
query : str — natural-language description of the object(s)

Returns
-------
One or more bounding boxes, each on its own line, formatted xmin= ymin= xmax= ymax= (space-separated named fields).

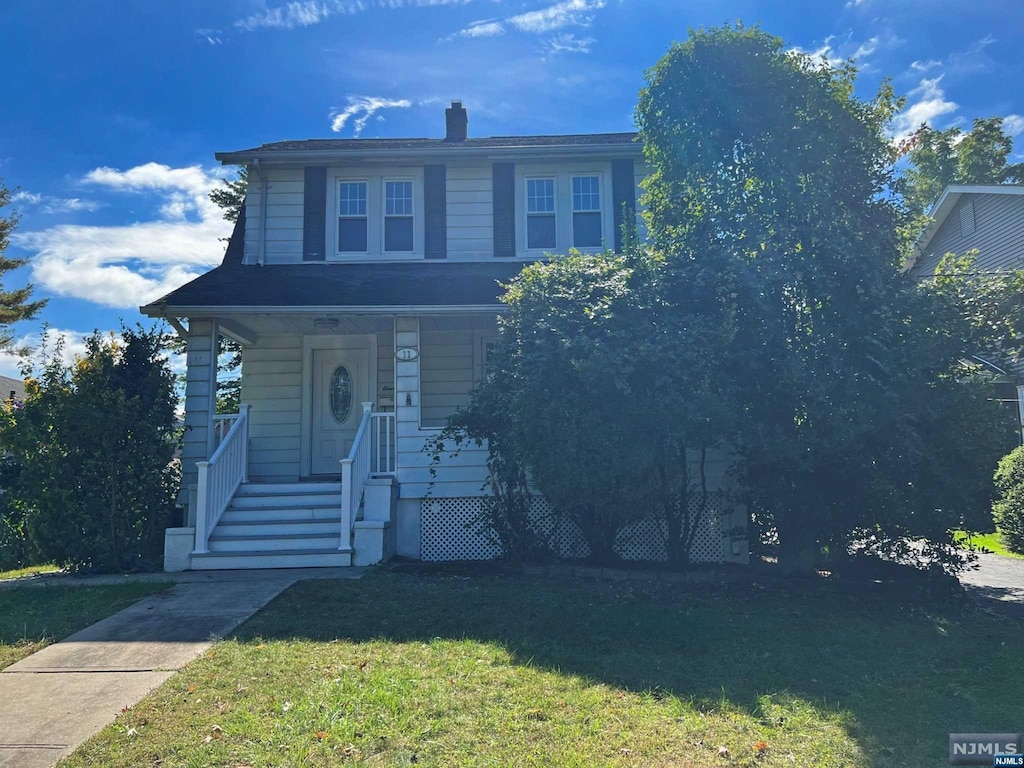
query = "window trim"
xmin=382 ymin=177 xmax=417 ymax=254
xmin=570 ymin=173 xmax=603 ymax=249
xmin=525 ymin=175 xmax=558 ymax=253
xmin=326 ymin=167 xmax=424 ymax=261
xmin=514 ymin=163 xmax=613 ymax=258
xmin=337 ymin=179 xmax=369 ymax=255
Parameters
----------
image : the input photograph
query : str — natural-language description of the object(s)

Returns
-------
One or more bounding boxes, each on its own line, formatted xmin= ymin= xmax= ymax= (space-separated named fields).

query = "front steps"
xmin=191 ymin=482 xmax=353 ymax=570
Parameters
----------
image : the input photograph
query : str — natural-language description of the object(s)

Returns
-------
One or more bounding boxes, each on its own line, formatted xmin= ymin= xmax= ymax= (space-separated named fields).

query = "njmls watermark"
xmin=949 ymin=733 xmax=1023 ymax=766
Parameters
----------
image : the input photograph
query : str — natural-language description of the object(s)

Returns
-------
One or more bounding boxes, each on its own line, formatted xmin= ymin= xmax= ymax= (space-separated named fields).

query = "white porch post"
xmin=1017 ymin=384 xmax=1024 ymax=445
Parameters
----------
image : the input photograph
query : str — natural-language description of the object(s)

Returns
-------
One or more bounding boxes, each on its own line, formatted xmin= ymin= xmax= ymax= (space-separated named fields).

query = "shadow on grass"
xmin=233 ymin=570 xmax=1024 ymax=765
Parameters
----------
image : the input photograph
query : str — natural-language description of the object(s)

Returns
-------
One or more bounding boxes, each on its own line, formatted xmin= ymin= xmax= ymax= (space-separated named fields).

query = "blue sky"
xmin=2 ymin=0 xmax=1023 ymax=376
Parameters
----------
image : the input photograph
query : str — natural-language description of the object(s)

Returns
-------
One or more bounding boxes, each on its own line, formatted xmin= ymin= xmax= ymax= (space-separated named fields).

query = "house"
xmin=0 ymin=375 xmax=27 ymax=407
xmin=145 ymin=102 xmax=747 ymax=571
xmin=907 ymin=184 xmax=1024 ymax=435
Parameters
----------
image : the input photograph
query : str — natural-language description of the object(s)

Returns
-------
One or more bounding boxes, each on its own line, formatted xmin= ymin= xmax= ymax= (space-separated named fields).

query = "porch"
xmin=164 ymin=312 xmax=497 ymax=571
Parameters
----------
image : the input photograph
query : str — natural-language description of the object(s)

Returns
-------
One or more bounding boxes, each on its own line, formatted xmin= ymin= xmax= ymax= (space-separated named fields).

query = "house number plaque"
xmin=395 ymin=347 xmax=419 ymax=361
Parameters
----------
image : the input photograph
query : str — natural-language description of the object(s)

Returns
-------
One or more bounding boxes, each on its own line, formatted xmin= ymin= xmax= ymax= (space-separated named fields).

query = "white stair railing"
xmin=194 ymin=403 xmax=251 ymax=555
xmin=212 ymin=413 xmax=240 ymax=447
xmin=371 ymin=412 xmax=397 ymax=475
xmin=340 ymin=402 xmax=374 ymax=551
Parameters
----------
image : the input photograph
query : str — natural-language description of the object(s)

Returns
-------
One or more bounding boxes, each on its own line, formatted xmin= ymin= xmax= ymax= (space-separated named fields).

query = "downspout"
xmin=254 ymin=158 xmax=268 ymax=266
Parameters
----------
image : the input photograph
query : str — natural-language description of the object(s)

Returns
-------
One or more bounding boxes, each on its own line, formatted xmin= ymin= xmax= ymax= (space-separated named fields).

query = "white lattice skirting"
xmin=420 ymin=495 xmax=730 ymax=563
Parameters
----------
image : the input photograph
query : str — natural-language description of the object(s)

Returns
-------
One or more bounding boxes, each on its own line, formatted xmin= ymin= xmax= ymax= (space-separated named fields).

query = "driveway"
xmin=958 ymin=552 xmax=1024 ymax=621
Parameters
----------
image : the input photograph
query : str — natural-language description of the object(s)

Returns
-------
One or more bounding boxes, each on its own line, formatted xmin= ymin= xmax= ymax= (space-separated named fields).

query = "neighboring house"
xmin=145 ymin=102 xmax=747 ymax=571
xmin=908 ymin=184 xmax=1024 ymax=435
xmin=0 ymin=375 xmax=26 ymax=407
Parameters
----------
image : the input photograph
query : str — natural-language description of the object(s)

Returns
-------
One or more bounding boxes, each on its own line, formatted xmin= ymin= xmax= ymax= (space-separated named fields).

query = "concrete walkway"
xmin=0 ymin=568 xmax=364 ymax=768
xmin=959 ymin=551 xmax=1024 ymax=622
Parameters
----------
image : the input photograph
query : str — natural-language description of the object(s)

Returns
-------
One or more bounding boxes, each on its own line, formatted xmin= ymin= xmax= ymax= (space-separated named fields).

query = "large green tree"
xmin=636 ymin=25 xmax=1013 ymax=571
xmin=1 ymin=327 xmax=179 ymax=571
xmin=900 ymin=117 xmax=1024 ymax=216
xmin=0 ymin=179 xmax=46 ymax=350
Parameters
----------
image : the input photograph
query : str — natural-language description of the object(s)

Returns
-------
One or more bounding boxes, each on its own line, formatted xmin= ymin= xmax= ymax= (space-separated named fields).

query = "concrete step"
xmin=215 ymin=519 xmax=339 ymax=538
xmin=220 ymin=506 xmax=341 ymax=523
xmin=236 ymin=482 xmax=342 ymax=496
xmin=230 ymin=493 xmax=341 ymax=510
xmin=208 ymin=532 xmax=339 ymax=553
xmin=190 ymin=548 xmax=353 ymax=570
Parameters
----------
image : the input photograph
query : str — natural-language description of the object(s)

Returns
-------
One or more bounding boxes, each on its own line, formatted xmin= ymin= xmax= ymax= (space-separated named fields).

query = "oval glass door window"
xmin=329 ymin=365 xmax=353 ymax=423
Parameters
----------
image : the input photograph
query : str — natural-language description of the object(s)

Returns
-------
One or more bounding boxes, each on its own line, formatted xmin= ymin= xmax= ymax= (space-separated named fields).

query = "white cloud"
xmin=236 ymin=0 xmax=473 ymax=31
xmin=507 ymin=0 xmax=605 ymax=34
xmin=196 ymin=28 xmax=224 ymax=45
xmin=12 ymin=190 xmax=101 ymax=215
xmin=11 ymin=163 xmax=231 ymax=309
xmin=452 ymin=19 xmax=505 ymax=38
xmin=790 ymin=30 xmax=900 ymax=69
xmin=329 ymin=96 xmax=413 ymax=135
xmin=0 ymin=327 xmax=101 ymax=379
xmin=544 ymin=32 xmax=595 ymax=55
xmin=1004 ymin=115 xmax=1024 ymax=138
xmin=910 ymin=59 xmax=941 ymax=73
xmin=889 ymin=76 xmax=959 ymax=141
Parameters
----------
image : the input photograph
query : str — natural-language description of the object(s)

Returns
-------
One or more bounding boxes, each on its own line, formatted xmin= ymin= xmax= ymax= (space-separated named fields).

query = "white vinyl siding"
xmin=240 ymin=335 xmax=304 ymax=481
xmin=244 ymin=168 xmax=305 ymax=264
xmin=242 ymin=159 xmax=647 ymax=265
xmin=446 ymin=164 xmax=494 ymax=260
xmin=419 ymin=330 xmax=475 ymax=428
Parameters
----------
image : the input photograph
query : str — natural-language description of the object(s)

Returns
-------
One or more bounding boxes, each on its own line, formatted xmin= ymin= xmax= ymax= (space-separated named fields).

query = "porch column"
xmin=394 ymin=316 xmax=420 ymax=483
xmin=179 ymin=319 xmax=217 ymax=526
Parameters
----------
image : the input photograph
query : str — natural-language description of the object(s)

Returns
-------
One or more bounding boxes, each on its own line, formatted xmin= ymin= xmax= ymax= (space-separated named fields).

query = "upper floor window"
xmin=385 ymin=180 xmax=414 ymax=252
xmin=517 ymin=165 xmax=611 ymax=256
xmin=328 ymin=168 xmax=423 ymax=260
xmin=338 ymin=181 xmax=368 ymax=253
xmin=526 ymin=177 xmax=556 ymax=250
xmin=572 ymin=175 xmax=602 ymax=247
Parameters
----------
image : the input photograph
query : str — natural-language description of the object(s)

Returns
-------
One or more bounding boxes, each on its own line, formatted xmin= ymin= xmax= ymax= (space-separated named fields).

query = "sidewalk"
xmin=0 ymin=568 xmax=363 ymax=767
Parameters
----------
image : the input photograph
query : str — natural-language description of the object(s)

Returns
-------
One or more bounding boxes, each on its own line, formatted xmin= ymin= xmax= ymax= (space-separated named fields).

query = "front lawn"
xmin=61 ymin=570 xmax=1023 ymax=768
xmin=0 ymin=562 xmax=60 ymax=581
xmin=955 ymin=530 xmax=1024 ymax=559
xmin=0 ymin=582 xmax=169 ymax=670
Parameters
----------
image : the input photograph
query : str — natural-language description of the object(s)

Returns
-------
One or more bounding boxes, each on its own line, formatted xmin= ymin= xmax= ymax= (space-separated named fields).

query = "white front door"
xmin=311 ymin=348 xmax=369 ymax=475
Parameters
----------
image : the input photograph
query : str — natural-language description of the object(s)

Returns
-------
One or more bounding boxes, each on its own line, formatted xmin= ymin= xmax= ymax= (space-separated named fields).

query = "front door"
xmin=311 ymin=348 xmax=369 ymax=475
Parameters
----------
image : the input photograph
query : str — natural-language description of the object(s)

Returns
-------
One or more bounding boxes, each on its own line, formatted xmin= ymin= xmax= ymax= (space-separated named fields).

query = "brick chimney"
xmin=445 ymin=100 xmax=468 ymax=142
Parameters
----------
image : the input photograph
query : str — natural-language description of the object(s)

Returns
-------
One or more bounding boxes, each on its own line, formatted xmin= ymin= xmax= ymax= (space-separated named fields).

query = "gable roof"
xmin=907 ymin=184 xmax=1024 ymax=271
xmin=216 ymin=133 xmax=640 ymax=164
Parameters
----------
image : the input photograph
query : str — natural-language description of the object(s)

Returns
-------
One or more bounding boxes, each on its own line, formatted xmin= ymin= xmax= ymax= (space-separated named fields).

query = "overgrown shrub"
xmin=993 ymin=446 xmax=1024 ymax=554
xmin=0 ymin=327 xmax=180 ymax=572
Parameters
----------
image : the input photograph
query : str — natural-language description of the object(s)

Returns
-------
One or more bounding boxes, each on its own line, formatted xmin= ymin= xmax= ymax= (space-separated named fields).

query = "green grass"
xmin=0 ymin=582 xmax=169 ymax=670
xmin=955 ymin=530 xmax=1024 ymax=559
xmin=60 ymin=571 xmax=1024 ymax=768
xmin=0 ymin=562 xmax=61 ymax=581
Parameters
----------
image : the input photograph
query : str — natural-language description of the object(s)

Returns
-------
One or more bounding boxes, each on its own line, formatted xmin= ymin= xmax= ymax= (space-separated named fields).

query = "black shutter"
xmin=611 ymin=158 xmax=636 ymax=252
xmin=424 ymin=164 xmax=447 ymax=259
xmin=492 ymin=162 xmax=515 ymax=258
xmin=302 ymin=166 xmax=327 ymax=261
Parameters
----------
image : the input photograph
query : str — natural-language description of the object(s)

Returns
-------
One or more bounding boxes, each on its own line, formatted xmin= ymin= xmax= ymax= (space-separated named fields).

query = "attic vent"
xmin=959 ymin=200 xmax=976 ymax=238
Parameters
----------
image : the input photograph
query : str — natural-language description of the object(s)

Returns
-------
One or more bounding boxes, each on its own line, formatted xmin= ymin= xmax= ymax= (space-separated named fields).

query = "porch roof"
xmin=141 ymin=259 xmax=526 ymax=316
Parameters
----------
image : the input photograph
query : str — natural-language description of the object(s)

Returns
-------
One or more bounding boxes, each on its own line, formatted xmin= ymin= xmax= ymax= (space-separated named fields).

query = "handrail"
xmin=339 ymin=402 xmax=374 ymax=551
xmin=212 ymin=414 xmax=240 ymax=447
xmin=194 ymin=403 xmax=251 ymax=555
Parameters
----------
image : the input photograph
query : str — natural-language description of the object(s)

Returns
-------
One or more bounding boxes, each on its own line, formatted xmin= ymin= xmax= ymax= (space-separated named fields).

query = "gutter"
xmin=141 ymin=303 xmax=506 ymax=318
xmin=215 ymin=142 xmax=643 ymax=166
